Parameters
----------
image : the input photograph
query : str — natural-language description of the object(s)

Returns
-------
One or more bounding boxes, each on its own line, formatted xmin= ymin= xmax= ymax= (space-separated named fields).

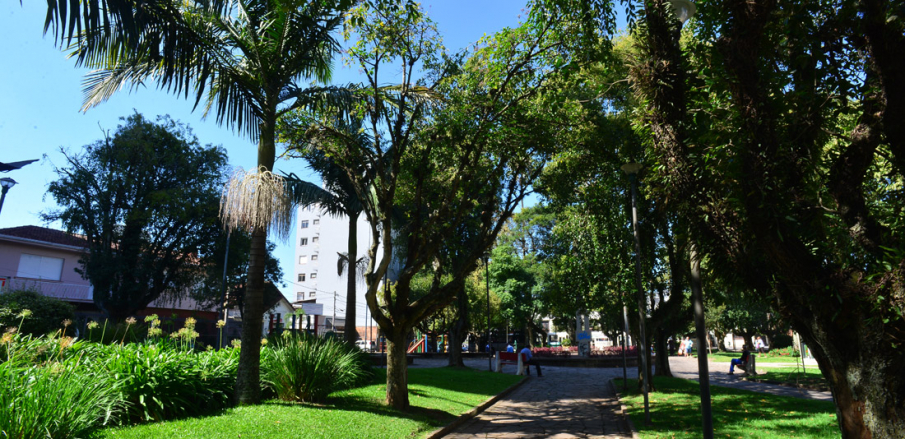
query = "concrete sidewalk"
xmin=426 ymin=358 xmax=632 ymax=438
xmin=667 ymin=356 xmax=833 ymax=401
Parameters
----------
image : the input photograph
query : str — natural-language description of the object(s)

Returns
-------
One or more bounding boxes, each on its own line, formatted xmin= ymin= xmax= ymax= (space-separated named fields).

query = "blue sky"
xmin=0 ymin=1 xmax=531 ymax=299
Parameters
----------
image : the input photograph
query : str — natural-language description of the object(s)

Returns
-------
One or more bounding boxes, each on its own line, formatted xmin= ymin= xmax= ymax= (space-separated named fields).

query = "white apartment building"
xmin=293 ymin=204 xmax=396 ymax=337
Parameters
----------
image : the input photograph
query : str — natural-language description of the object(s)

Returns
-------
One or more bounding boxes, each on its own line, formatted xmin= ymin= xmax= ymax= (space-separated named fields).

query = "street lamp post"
xmin=621 ymin=162 xmax=652 ymax=426
xmin=0 ymin=178 xmax=17 ymax=219
xmin=484 ymin=252 xmax=492 ymax=371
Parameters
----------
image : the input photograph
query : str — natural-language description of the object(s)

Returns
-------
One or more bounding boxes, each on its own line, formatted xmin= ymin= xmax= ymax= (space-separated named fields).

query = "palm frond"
xmin=220 ymin=166 xmax=294 ymax=240
xmin=280 ymin=173 xmax=346 ymax=217
xmin=337 ymin=252 xmax=369 ymax=283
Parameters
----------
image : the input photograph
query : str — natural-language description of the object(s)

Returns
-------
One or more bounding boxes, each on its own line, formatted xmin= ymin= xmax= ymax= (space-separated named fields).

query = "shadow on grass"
xmin=291 ymin=367 xmax=514 ymax=427
xmin=615 ymin=377 xmax=838 ymax=438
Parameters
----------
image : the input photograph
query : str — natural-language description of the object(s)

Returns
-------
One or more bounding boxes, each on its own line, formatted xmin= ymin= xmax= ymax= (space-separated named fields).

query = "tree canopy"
xmin=44 ymin=113 xmax=227 ymax=321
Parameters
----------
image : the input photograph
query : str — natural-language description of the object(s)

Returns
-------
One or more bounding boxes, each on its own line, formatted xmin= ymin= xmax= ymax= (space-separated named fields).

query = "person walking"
xmin=684 ymin=336 xmax=693 ymax=356
xmin=678 ymin=338 xmax=686 ymax=357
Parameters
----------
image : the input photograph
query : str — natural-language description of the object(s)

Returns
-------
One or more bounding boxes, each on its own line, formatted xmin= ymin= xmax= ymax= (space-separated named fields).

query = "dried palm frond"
xmin=220 ymin=166 xmax=294 ymax=241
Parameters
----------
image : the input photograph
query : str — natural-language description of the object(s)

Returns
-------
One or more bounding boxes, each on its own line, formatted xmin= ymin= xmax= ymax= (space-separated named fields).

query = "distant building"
xmin=293 ymin=205 xmax=397 ymax=340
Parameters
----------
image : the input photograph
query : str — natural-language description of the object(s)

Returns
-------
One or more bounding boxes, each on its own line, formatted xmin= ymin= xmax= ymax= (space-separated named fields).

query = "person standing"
xmin=755 ymin=336 xmax=766 ymax=354
xmin=519 ymin=346 xmax=543 ymax=377
xmin=678 ymin=338 xmax=686 ymax=357
xmin=685 ymin=337 xmax=693 ymax=356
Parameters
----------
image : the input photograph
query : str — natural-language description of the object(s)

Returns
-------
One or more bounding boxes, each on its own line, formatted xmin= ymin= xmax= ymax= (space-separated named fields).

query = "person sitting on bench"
xmin=729 ymin=347 xmax=750 ymax=375
xmin=519 ymin=346 xmax=543 ymax=377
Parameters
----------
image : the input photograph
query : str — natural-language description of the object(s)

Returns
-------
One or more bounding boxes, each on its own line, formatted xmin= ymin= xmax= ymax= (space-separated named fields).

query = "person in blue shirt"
xmin=519 ymin=346 xmax=542 ymax=376
xmin=506 ymin=341 xmax=514 ymax=353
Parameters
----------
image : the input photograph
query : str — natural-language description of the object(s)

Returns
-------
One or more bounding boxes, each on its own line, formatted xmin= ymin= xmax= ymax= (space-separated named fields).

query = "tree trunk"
xmin=653 ymin=328 xmax=672 ymax=377
xmin=386 ymin=330 xmax=410 ymax=410
xmin=344 ymin=214 xmax=359 ymax=344
xmin=235 ymin=116 xmax=276 ymax=405
xmin=235 ymin=226 xmax=266 ymax=405
xmin=448 ymin=287 xmax=468 ymax=367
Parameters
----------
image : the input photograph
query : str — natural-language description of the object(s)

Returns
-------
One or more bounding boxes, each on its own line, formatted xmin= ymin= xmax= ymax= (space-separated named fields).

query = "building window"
xmin=309 ymin=291 xmax=316 ymax=298
xmin=17 ymin=254 xmax=64 ymax=281
xmin=312 ymin=237 xmax=319 ymax=244
xmin=300 ymin=220 xmax=309 ymax=229
xmin=296 ymin=292 xmax=305 ymax=301
xmin=313 ymin=219 xmax=320 ymax=225
xmin=310 ymin=273 xmax=317 ymax=279
xmin=300 ymin=237 xmax=308 ymax=246
xmin=298 ymin=273 xmax=306 ymax=282
xmin=311 ymin=254 xmax=318 ymax=261
xmin=299 ymin=256 xmax=308 ymax=264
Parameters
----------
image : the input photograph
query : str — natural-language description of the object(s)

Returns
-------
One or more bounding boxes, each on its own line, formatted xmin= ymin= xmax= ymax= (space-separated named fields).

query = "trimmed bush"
xmin=262 ymin=333 xmax=373 ymax=403
xmin=0 ymin=289 xmax=74 ymax=336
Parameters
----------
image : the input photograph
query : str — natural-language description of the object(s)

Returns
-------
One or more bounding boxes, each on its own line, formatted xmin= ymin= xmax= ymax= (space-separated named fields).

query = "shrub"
xmin=0 ymin=334 xmax=123 ymax=439
xmin=763 ymin=346 xmax=800 ymax=358
xmin=0 ymin=289 xmax=75 ymax=336
xmin=592 ymin=346 xmax=638 ymax=357
xmin=262 ymin=333 xmax=373 ymax=403
xmin=560 ymin=338 xmax=572 ymax=347
xmin=85 ymin=342 xmax=239 ymax=423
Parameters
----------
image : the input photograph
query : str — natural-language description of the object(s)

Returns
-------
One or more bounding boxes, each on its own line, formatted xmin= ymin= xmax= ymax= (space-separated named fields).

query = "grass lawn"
xmin=95 ymin=367 xmax=522 ymax=439
xmin=704 ymin=351 xmax=802 ymax=363
xmin=615 ymin=376 xmax=839 ymax=439
xmin=754 ymin=366 xmax=828 ymax=390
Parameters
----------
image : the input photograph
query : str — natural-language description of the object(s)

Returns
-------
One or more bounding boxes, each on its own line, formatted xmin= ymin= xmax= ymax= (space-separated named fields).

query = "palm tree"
xmin=282 ymin=127 xmax=372 ymax=344
xmin=70 ymin=0 xmax=355 ymax=404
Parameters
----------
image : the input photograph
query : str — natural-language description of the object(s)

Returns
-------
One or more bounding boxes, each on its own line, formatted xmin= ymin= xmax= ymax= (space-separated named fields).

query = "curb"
xmin=425 ymin=374 xmax=530 ymax=439
xmin=608 ymin=379 xmax=641 ymax=439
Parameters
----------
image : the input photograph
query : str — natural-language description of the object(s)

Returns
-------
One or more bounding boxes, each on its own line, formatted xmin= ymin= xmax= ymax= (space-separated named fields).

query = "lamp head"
xmin=0 ymin=177 xmax=17 ymax=190
xmin=670 ymin=0 xmax=696 ymax=24
xmin=620 ymin=163 xmax=643 ymax=175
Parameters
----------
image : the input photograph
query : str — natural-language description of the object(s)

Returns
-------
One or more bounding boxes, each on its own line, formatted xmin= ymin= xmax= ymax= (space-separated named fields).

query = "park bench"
xmin=495 ymin=351 xmax=528 ymax=375
xmin=733 ymin=355 xmax=757 ymax=376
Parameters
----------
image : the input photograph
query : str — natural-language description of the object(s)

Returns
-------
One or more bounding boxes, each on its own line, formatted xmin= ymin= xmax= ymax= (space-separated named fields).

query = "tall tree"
xmin=69 ymin=0 xmax=355 ymax=404
xmin=44 ymin=113 xmax=226 ymax=321
xmin=622 ymin=0 xmax=905 ymax=435
xmin=281 ymin=1 xmax=601 ymax=409
xmin=281 ymin=124 xmax=370 ymax=344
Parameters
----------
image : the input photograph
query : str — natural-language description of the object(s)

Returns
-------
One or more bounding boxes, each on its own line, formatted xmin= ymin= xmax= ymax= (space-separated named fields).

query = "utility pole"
xmin=333 ymin=291 xmax=336 ymax=334
xmin=218 ymin=231 xmax=231 ymax=348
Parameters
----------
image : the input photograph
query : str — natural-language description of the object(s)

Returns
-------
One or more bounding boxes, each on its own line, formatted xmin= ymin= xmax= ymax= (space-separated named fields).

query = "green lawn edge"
xmin=614 ymin=376 xmax=839 ymax=439
xmin=95 ymin=367 xmax=522 ymax=439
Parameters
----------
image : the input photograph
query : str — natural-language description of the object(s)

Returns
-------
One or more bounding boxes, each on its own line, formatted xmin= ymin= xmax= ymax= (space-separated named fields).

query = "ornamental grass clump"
xmin=262 ymin=332 xmax=373 ymax=403
xmin=0 ymin=328 xmax=123 ymax=439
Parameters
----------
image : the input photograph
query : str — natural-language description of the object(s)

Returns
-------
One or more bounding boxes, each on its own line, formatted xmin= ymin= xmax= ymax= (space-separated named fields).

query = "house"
xmin=0 ymin=226 xmax=218 ymax=336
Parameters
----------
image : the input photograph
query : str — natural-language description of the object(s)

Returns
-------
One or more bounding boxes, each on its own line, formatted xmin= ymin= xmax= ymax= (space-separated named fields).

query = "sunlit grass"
xmin=95 ymin=367 xmax=522 ymax=439
xmin=615 ymin=376 xmax=838 ymax=439
xmin=753 ymin=366 xmax=828 ymax=389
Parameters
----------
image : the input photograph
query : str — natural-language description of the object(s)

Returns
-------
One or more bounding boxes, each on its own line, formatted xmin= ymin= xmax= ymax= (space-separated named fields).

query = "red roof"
xmin=0 ymin=226 xmax=88 ymax=248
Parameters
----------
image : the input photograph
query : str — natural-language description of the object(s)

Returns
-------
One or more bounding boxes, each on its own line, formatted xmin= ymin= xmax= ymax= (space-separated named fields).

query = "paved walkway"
xmin=410 ymin=354 xmax=832 ymax=438
xmin=667 ymin=356 xmax=833 ymax=401
xmin=410 ymin=357 xmax=632 ymax=438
